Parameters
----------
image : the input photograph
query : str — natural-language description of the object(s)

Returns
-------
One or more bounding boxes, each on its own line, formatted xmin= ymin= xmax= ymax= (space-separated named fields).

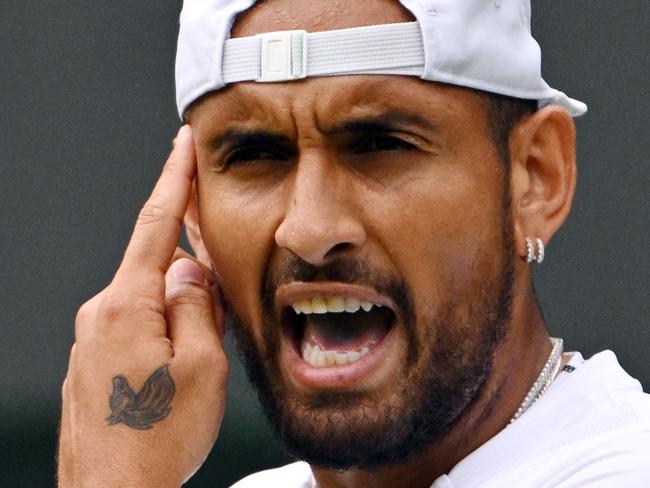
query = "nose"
xmin=275 ymin=155 xmax=366 ymax=266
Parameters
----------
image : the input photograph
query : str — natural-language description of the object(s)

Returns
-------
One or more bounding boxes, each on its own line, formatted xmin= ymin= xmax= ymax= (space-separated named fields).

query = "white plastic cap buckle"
xmin=257 ymin=30 xmax=307 ymax=82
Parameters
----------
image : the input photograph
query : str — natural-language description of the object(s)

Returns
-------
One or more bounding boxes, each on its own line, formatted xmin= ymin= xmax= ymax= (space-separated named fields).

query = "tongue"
xmin=303 ymin=308 xmax=392 ymax=352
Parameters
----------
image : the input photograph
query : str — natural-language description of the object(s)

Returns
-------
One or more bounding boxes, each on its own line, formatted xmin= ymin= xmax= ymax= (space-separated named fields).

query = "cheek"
xmin=196 ymin=173 xmax=286 ymax=329
xmin=366 ymin=156 xmax=507 ymax=312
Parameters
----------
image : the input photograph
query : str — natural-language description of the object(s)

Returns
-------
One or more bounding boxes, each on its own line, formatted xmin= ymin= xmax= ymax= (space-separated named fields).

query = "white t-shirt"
xmin=231 ymin=351 xmax=650 ymax=487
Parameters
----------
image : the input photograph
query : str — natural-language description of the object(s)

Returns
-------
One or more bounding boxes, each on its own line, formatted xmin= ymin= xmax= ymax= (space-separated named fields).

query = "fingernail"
xmin=170 ymin=258 xmax=207 ymax=287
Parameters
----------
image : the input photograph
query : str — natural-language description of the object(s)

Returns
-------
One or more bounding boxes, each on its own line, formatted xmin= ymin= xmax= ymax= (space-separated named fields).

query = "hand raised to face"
xmin=58 ymin=126 xmax=228 ymax=487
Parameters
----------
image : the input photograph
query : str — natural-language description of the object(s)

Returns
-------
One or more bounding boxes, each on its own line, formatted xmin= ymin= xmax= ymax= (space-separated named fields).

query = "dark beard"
xmin=228 ymin=202 xmax=514 ymax=470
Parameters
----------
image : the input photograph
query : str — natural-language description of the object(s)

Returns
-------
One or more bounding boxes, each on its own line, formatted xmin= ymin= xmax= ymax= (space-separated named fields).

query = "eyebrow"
xmin=327 ymin=110 xmax=437 ymax=135
xmin=211 ymin=130 xmax=291 ymax=151
xmin=210 ymin=110 xmax=437 ymax=149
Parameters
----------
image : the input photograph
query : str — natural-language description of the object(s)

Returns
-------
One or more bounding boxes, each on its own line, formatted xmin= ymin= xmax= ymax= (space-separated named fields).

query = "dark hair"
xmin=485 ymin=93 xmax=538 ymax=165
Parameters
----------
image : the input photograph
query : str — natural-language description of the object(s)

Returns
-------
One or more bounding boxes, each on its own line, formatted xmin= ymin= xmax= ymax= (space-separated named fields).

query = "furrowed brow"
xmin=211 ymin=130 xmax=291 ymax=150
xmin=329 ymin=111 xmax=437 ymax=134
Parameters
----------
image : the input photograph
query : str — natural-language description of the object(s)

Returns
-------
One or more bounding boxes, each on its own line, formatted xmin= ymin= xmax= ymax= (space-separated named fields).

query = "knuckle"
xmin=97 ymin=290 xmax=131 ymax=323
xmin=73 ymin=289 xmax=108 ymax=339
xmin=167 ymin=287 xmax=211 ymax=309
xmin=75 ymin=297 xmax=98 ymax=321
xmin=163 ymin=157 xmax=181 ymax=174
xmin=75 ymin=302 xmax=92 ymax=323
xmin=74 ymin=303 xmax=93 ymax=337
xmin=98 ymin=289 xmax=163 ymax=326
xmin=137 ymin=199 xmax=171 ymax=227
xmin=74 ymin=290 xmax=108 ymax=338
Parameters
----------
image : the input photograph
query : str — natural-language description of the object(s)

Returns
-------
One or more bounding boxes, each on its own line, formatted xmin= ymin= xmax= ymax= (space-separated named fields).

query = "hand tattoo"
xmin=106 ymin=364 xmax=175 ymax=430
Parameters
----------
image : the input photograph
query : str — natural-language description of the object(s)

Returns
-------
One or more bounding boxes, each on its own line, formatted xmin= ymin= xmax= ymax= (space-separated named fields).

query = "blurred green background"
xmin=1 ymin=1 xmax=648 ymax=486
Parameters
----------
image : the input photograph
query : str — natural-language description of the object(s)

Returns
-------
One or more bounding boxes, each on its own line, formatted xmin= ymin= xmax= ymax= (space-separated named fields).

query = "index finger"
xmin=113 ymin=125 xmax=196 ymax=290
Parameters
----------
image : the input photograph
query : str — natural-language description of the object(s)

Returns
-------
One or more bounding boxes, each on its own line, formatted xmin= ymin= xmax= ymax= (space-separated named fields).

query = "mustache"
xmin=262 ymin=255 xmax=415 ymax=318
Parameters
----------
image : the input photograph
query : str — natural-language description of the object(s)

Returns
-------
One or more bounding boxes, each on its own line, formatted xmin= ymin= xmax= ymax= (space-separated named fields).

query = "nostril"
xmin=325 ymin=242 xmax=355 ymax=258
xmin=274 ymin=204 xmax=366 ymax=265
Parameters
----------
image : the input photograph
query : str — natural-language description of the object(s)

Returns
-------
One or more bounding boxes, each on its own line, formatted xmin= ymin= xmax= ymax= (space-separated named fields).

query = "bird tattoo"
xmin=106 ymin=364 xmax=175 ymax=430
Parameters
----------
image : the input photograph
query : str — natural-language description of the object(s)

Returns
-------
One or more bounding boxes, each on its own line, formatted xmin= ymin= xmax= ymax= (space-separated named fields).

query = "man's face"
xmin=188 ymin=0 xmax=515 ymax=469
xmin=190 ymin=75 xmax=514 ymax=467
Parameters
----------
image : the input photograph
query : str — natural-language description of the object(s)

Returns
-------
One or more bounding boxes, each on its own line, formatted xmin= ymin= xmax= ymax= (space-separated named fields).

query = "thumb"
xmin=165 ymin=258 xmax=223 ymax=354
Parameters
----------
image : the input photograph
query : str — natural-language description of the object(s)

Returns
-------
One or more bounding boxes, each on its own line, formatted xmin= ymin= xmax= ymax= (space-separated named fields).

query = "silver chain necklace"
xmin=509 ymin=337 xmax=564 ymax=424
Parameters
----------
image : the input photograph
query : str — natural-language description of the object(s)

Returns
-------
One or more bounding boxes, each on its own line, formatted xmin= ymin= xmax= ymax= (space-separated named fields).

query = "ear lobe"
xmin=184 ymin=181 xmax=212 ymax=266
xmin=510 ymin=106 xmax=577 ymax=258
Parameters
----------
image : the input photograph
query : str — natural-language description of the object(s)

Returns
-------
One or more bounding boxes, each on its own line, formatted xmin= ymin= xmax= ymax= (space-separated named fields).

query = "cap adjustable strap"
xmin=222 ymin=21 xmax=425 ymax=84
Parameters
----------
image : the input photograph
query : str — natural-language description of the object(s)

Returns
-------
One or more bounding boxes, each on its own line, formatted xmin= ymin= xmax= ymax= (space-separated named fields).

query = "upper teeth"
xmin=291 ymin=297 xmax=381 ymax=315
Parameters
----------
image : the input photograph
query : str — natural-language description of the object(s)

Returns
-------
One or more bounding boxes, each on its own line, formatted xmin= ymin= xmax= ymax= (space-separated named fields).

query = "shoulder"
xmin=544 ymin=426 xmax=650 ymax=487
xmin=446 ymin=350 xmax=650 ymax=487
xmin=576 ymin=350 xmax=650 ymax=421
xmin=230 ymin=461 xmax=314 ymax=488
xmin=484 ymin=426 xmax=650 ymax=487
xmin=507 ymin=350 xmax=650 ymax=486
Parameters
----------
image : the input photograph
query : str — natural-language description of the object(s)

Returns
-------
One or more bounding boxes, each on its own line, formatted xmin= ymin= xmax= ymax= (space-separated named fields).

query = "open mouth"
xmin=282 ymin=296 xmax=396 ymax=368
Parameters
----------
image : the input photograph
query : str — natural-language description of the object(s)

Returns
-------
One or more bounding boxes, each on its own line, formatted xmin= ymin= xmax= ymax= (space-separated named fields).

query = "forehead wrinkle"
xmin=312 ymin=77 xmax=444 ymax=134
xmin=204 ymin=83 xmax=300 ymax=138
xmin=196 ymin=75 xmax=464 ymax=145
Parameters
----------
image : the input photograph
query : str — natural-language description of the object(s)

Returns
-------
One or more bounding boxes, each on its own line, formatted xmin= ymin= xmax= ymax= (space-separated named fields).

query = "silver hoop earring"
xmin=535 ymin=238 xmax=545 ymax=264
xmin=525 ymin=236 xmax=535 ymax=263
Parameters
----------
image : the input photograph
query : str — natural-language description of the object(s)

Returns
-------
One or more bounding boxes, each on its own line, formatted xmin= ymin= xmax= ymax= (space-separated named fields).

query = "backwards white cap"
xmin=175 ymin=0 xmax=587 ymax=119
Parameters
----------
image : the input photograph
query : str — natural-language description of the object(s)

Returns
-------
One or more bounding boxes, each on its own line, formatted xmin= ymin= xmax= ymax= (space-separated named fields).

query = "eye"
xmin=223 ymin=146 xmax=286 ymax=166
xmin=353 ymin=134 xmax=416 ymax=154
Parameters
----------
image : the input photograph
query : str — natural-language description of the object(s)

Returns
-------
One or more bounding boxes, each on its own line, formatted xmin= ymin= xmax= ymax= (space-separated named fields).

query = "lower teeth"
xmin=302 ymin=342 xmax=370 ymax=368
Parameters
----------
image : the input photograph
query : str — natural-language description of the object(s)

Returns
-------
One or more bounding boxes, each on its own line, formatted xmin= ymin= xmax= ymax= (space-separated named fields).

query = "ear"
xmin=184 ymin=181 xmax=212 ymax=266
xmin=509 ymin=106 xmax=577 ymax=259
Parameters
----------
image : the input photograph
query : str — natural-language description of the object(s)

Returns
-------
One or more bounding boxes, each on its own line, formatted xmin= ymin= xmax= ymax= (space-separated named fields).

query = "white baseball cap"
xmin=175 ymin=0 xmax=587 ymax=119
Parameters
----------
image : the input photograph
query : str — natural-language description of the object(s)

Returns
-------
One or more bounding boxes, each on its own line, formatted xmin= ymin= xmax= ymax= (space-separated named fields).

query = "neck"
xmin=311 ymin=286 xmax=552 ymax=488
